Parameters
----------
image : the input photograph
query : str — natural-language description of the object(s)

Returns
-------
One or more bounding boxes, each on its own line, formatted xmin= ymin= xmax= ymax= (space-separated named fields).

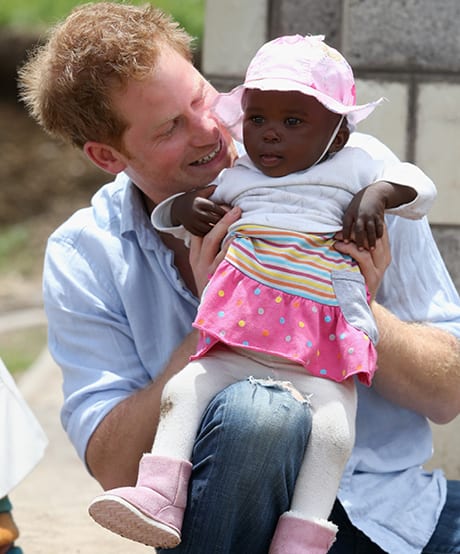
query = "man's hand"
xmin=189 ymin=206 xmax=241 ymax=295
xmin=171 ymin=185 xmax=229 ymax=236
xmin=334 ymin=225 xmax=391 ymax=300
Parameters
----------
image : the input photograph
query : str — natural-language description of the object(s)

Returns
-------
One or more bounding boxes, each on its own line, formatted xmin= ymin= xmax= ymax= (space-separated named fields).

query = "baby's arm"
xmin=342 ymin=181 xmax=416 ymax=249
xmin=171 ymin=186 xmax=229 ymax=237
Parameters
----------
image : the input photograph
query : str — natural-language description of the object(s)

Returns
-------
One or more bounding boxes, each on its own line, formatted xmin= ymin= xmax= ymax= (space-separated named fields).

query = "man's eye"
xmin=161 ymin=119 xmax=179 ymax=137
xmin=285 ymin=117 xmax=302 ymax=126
xmin=193 ymin=94 xmax=204 ymax=106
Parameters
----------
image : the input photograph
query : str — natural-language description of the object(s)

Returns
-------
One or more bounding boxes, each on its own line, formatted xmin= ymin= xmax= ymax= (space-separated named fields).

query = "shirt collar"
xmin=119 ymin=174 xmax=161 ymax=250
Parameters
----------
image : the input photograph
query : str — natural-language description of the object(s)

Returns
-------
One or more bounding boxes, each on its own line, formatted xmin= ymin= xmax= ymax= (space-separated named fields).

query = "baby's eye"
xmin=285 ymin=117 xmax=302 ymax=126
xmin=250 ymin=115 xmax=265 ymax=125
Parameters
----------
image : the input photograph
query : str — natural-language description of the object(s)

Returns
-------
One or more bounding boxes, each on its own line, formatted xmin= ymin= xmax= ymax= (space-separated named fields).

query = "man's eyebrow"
xmin=151 ymin=79 xmax=207 ymax=135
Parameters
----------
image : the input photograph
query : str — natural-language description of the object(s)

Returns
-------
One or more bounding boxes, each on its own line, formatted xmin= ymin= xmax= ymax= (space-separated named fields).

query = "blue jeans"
xmin=161 ymin=379 xmax=311 ymax=554
xmin=328 ymin=481 xmax=460 ymax=553
xmin=159 ymin=380 xmax=460 ymax=553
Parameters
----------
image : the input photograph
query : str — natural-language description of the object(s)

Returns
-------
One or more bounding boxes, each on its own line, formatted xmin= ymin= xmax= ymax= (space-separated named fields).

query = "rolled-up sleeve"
xmin=44 ymin=191 xmax=198 ymax=465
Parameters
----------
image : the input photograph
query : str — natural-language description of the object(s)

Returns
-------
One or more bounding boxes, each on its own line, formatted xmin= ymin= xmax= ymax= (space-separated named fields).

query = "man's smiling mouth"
xmin=191 ymin=141 xmax=222 ymax=166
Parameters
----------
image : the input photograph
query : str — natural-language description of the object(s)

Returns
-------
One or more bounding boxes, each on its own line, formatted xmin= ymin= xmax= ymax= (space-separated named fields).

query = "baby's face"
xmin=242 ymin=89 xmax=341 ymax=177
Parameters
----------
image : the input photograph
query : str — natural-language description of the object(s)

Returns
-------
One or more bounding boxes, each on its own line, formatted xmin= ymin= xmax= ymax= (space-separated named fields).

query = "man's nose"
xmin=190 ymin=109 xmax=220 ymax=144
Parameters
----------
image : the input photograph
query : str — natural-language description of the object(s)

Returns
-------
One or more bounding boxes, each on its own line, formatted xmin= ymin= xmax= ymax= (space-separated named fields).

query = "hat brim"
xmin=213 ymin=80 xmax=384 ymax=142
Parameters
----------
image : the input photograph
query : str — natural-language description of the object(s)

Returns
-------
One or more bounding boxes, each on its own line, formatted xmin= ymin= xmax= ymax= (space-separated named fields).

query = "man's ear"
xmin=83 ymin=141 xmax=127 ymax=174
xmin=329 ymin=120 xmax=350 ymax=154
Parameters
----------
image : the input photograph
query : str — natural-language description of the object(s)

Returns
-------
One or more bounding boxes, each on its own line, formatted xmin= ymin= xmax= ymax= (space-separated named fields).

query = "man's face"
xmin=111 ymin=48 xmax=236 ymax=204
xmin=242 ymin=89 xmax=341 ymax=177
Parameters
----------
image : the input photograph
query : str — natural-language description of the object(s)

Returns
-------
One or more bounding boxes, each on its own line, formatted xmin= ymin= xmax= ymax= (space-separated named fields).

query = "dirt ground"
xmin=0 ymin=100 xmax=107 ymax=311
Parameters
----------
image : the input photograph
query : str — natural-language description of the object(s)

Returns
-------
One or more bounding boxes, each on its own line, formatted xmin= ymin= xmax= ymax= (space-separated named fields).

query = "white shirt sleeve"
xmin=151 ymin=193 xmax=191 ymax=246
xmin=378 ymin=215 xmax=460 ymax=338
xmin=380 ymin=162 xmax=437 ymax=219
xmin=349 ymin=132 xmax=437 ymax=219
xmin=349 ymin=133 xmax=460 ymax=336
xmin=0 ymin=358 xmax=48 ymax=496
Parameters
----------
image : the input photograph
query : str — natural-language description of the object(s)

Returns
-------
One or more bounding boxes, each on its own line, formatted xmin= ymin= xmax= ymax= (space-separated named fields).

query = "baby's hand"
xmin=342 ymin=184 xmax=387 ymax=250
xmin=171 ymin=186 xmax=229 ymax=236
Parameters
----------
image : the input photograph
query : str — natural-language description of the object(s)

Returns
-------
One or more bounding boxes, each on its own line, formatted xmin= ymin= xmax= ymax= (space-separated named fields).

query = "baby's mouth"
xmin=260 ymin=153 xmax=282 ymax=166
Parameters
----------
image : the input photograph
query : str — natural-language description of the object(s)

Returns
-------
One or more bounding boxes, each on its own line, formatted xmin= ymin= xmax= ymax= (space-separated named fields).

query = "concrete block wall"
xmin=202 ymin=0 xmax=460 ymax=478
xmin=203 ymin=0 xmax=460 ymax=289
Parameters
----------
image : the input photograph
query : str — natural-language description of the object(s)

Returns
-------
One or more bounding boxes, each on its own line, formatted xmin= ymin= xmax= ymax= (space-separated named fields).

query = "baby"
xmin=89 ymin=35 xmax=435 ymax=553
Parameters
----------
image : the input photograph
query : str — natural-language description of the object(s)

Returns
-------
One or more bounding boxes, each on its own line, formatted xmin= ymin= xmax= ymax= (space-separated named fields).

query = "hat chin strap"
xmin=311 ymin=115 xmax=345 ymax=167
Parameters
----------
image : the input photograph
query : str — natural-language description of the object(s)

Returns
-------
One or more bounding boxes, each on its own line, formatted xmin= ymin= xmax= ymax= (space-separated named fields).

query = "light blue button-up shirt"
xmin=43 ymin=133 xmax=460 ymax=554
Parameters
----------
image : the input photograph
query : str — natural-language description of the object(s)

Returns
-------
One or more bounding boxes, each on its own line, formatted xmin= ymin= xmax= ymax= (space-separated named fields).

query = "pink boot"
xmin=269 ymin=512 xmax=337 ymax=554
xmin=88 ymin=454 xmax=192 ymax=549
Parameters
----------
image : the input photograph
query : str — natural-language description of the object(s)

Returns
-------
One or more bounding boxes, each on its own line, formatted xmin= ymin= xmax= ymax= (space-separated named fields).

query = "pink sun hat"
xmin=213 ymin=34 xmax=385 ymax=142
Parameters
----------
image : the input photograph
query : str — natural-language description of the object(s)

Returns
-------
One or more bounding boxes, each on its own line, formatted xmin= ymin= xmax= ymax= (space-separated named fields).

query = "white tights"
xmin=152 ymin=346 xmax=356 ymax=521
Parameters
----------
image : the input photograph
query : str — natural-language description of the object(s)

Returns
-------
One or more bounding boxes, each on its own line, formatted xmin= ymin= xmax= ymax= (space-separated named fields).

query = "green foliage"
xmin=147 ymin=0 xmax=204 ymax=40
xmin=0 ymin=223 xmax=43 ymax=279
xmin=0 ymin=326 xmax=47 ymax=376
xmin=0 ymin=0 xmax=204 ymax=40
xmin=0 ymin=225 xmax=29 ymax=273
xmin=0 ymin=226 xmax=48 ymax=374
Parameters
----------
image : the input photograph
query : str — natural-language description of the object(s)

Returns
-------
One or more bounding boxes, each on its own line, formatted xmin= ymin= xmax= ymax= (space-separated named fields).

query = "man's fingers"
xmin=189 ymin=207 xmax=241 ymax=294
xmin=200 ymin=206 xmax=240 ymax=254
xmin=369 ymin=225 xmax=391 ymax=268
xmin=334 ymin=225 xmax=391 ymax=300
